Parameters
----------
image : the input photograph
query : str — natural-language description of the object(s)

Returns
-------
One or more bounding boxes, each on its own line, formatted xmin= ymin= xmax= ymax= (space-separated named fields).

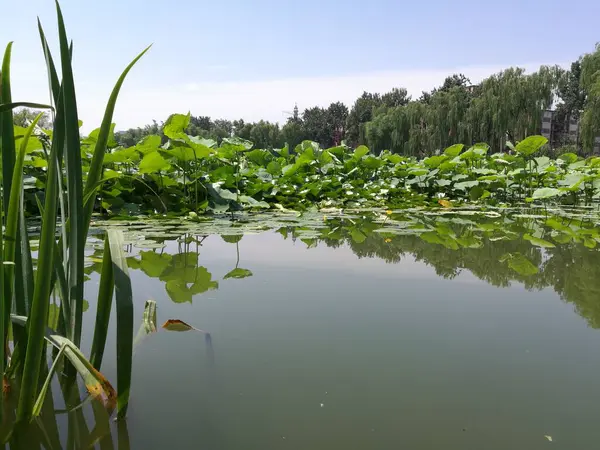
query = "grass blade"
xmin=52 ymin=335 xmax=116 ymax=414
xmin=4 ymin=113 xmax=44 ymax=355
xmin=1 ymin=42 xmax=16 ymax=201
xmin=55 ymin=0 xmax=85 ymax=347
xmin=117 ymin=418 xmax=130 ymax=449
xmin=37 ymin=19 xmax=60 ymax=107
xmin=12 ymin=316 xmax=117 ymax=415
xmin=0 ymin=164 xmax=4 ymax=423
xmin=83 ymin=44 xmax=151 ymax=238
xmin=0 ymin=102 xmax=54 ymax=113
xmin=1 ymin=43 xmax=16 ymax=355
xmin=90 ymin=236 xmax=114 ymax=370
xmin=34 ymin=193 xmax=71 ymax=334
xmin=107 ymin=229 xmax=133 ymax=418
xmin=34 ymin=376 xmax=63 ymax=450
xmin=32 ymin=345 xmax=67 ymax=417
xmin=18 ymin=191 xmax=35 ymax=316
xmin=16 ymin=109 xmax=60 ymax=423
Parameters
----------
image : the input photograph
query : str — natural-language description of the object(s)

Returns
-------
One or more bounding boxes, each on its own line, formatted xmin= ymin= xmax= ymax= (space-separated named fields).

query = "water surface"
xmin=10 ymin=208 xmax=600 ymax=449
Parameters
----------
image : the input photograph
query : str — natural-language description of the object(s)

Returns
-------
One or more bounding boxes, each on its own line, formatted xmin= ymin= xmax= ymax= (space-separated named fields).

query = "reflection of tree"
xmin=540 ymin=243 xmax=600 ymax=328
xmin=346 ymin=233 xmax=545 ymax=289
xmin=288 ymin=216 xmax=600 ymax=329
xmin=88 ymin=216 xmax=600 ymax=329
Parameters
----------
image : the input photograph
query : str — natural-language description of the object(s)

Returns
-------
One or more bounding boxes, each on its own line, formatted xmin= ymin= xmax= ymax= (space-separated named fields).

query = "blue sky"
xmin=2 ymin=0 xmax=599 ymax=131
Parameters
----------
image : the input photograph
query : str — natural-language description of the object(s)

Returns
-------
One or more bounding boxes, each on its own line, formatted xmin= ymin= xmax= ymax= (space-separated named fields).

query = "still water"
xmin=8 ymin=209 xmax=600 ymax=449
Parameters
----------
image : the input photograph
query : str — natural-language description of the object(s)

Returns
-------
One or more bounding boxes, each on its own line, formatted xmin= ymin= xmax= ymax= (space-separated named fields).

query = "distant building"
xmin=541 ymin=110 xmax=553 ymax=141
xmin=540 ymin=109 xmax=600 ymax=153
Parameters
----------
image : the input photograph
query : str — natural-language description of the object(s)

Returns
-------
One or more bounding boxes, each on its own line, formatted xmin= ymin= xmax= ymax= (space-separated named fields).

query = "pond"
xmin=5 ymin=207 xmax=600 ymax=449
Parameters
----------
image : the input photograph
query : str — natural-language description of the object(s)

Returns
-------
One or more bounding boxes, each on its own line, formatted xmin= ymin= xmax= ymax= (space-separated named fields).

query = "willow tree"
xmin=366 ymin=101 xmax=431 ymax=156
xmin=580 ymin=44 xmax=600 ymax=154
xmin=466 ymin=66 xmax=559 ymax=150
xmin=365 ymin=65 xmax=560 ymax=155
xmin=426 ymin=86 xmax=471 ymax=151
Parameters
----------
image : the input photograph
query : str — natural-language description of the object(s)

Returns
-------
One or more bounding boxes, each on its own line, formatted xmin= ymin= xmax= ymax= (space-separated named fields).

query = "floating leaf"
xmin=162 ymin=319 xmax=208 ymax=334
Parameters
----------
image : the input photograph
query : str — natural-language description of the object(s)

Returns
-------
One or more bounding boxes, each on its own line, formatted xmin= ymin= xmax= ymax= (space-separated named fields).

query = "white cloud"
xmin=9 ymin=60 xmax=566 ymax=133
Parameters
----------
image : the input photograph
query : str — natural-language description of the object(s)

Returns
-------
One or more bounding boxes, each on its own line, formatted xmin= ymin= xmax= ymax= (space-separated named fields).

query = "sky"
xmin=2 ymin=0 xmax=599 ymax=132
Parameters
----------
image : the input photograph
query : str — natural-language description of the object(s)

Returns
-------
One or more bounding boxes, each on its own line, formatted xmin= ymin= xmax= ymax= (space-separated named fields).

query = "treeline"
xmin=66 ymin=45 xmax=600 ymax=156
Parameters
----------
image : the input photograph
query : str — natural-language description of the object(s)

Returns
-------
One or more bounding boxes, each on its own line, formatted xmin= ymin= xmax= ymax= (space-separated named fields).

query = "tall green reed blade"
xmin=3 ymin=113 xmax=43 ymax=356
xmin=90 ymin=236 xmax=114 ymax=370
xmin=35 ymin=374 xmax=63 ymax=450
xmin=55 ymin=1 xmax=85 ymax=348
xmin=1 ymin=42 xmax=16 ymax=215
xmin=0 ymin=102 xmax=53 ymax=113
xmin=17 ymin=194 xmax=35 ymax=315
xmin=0 ymin=178 xmax=4 ymax=422
xmin=16 ymin=112 xmax=60 ymax=424
xmin=34 ymin=192 xmax=70 ymax=338
xmin=19 ymin=189 xmax=35 ymax=303
xmin=82 ymin=44 xmax=151 ymax=238
xmin=1 ymin=43 xmax=16 ymax=359
xmin=107 ymin=229 xmax=133 ymax=419
xmin=38 ymin=21 xmax=69 ymax=282
xmin=37 ymin=19 xmax=60 ymax=108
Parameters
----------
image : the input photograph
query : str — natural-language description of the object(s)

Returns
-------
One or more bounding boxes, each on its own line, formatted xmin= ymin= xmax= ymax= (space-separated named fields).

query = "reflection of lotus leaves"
xmin=86 ymin=208 xmax=600 ymax=327
xmin=224 ymin=268 xmax=253 ymax=280
xmin=165 ymin=270 xmax=218 ymax=303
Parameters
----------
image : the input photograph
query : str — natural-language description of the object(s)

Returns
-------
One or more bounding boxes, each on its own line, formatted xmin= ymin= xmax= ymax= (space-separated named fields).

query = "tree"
xmin=366 ymin=66 xmax=559 ymax=155
xmin=249 ymin=121 xmax=283 ymax=149
xmin=189 ymin=115 xmax=212 ymax=130
xmin=212 ymin=119 xmax=233 ymax=140
xmin=552 ymin=62 xmax=585 ymax=147
xmin=418 ymin=74 xmax=470 ymax=104
xmin=438 ymin=74 xmax=471 ymax=92
xmin=302 ymin=106 xmax=329 ymax=146
xmin=580 ymin=44 xmax=600 ymax=153
xmin=280 ymin=103 xmax=306 ymax=150
xmin=345 ymin=92 xmax=382 ymax=146
xmin=326 ymin=102 xmax=349 ymax=146
xmin=381 ymin=87 xmax=410 ymax=108
xmin=13 ymin=108 xmax=52 ymax=128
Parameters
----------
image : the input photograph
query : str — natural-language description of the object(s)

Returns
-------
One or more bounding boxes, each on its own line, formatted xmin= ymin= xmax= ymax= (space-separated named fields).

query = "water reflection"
xmin=7 ymin=208 xmax=600 ymax=449
xmin=286 ymin=212 xmax=600 ymax=329
xmin=127 ymin=239 xmax=219 ymax=304
xmin=90 ymin=210 xmax=600 ymax=329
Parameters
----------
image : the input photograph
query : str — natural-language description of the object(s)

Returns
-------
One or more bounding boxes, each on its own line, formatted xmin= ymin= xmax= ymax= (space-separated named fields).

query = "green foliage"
xmin=14 ymin=119 xmax=600 ymax=217
xmin=515 ymin=135 xmax=548 ymax=157
xmin=580 ymin=44 xmax=600 ymax=153
xmin=1 ymin=0 xmax=148 ymax=431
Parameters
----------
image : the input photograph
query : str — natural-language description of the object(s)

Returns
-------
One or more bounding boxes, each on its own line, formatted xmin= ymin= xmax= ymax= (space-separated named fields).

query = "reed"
xmin=0 ymin=0 xmax=150 ymax=432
